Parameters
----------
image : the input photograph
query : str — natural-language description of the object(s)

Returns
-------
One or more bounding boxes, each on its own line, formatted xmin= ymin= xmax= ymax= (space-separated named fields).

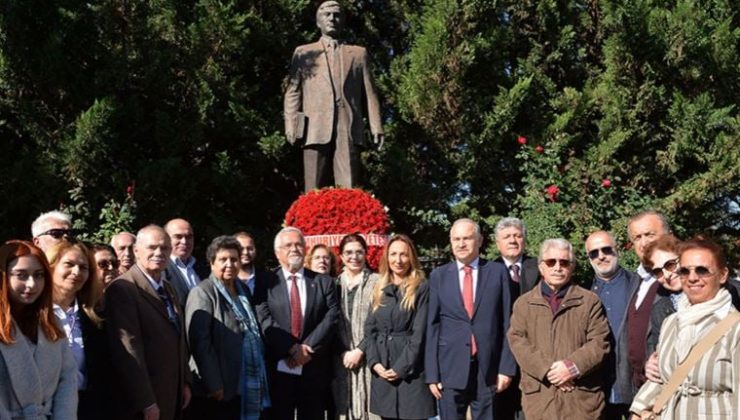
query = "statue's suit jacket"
xmin=284 ymin=40 xmax=383 ymax=146
xmin=102 ymin=265 xmax=190 ymax=420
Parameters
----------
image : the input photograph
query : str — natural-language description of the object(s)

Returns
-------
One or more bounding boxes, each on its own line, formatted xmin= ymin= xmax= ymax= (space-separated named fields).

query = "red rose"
xmin=126 ymin=183 xmax=135 ymax=196
xmin=545 ymin=185 xmax=560 ymax=202
xmin=517 ymin=136 xmax=527 ymax=145
xmin=601 ymin=179 xmax=612 ymax=188
xmin=535 ymin=145 xmax=544 ymax=153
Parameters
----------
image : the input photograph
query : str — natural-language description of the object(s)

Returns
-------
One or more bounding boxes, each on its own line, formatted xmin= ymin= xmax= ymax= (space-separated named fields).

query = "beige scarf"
xmin=674 ymin=288 xmax=732 ymax=362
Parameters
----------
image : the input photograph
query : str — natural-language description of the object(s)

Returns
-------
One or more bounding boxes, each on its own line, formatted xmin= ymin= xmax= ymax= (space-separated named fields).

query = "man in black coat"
xmin=257 ymin=227 xmax=339 ymax=420
xmin=493 ymin=217 xmax=540 ymax=420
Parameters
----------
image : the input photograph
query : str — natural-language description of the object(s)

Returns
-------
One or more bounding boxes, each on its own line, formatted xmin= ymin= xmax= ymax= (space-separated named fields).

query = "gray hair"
xmin=538 ymin=238 xmax=575 ymax=263
xmin=31 ymin=210 xmax=72 ymax=238
xmin=136 ymin=225 xmax=168 ymax=244
xmin=206 ymin=236 xmax=242 ymax=263
xmin=274 ymin=227 xmax=305 ymax=250
xmin=628 ymin=210 xmax=671 ymax=234
xmin=494 ymin=217 xmax=527 ymax=239
xmin=110 ymin=231 xmax=135 ymax=247
xmin=450 ymin=218 xmax=482 ymax=239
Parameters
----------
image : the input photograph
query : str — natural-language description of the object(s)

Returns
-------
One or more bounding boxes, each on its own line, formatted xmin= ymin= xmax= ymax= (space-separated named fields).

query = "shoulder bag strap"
xmin=652 ymin=311 xmax=740 ymax=414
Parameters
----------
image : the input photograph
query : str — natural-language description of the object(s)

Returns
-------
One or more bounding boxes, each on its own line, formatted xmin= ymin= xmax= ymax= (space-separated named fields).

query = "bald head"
xmin=585 ymin=230 xmax=619 ymax=280
xmin=165 ymin=218 xmax=195 ymax=261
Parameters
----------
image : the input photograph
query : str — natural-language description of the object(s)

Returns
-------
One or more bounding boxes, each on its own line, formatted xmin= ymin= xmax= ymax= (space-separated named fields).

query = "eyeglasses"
xmin=676 ymin=265 xmax=714 ymax=279
xmin=542 ymin=259 xmax=572 ymax=269
xmin=650 ymin=259 xmax=678 ymax=280
xmin=342 ymin=250 xmax=365 ymax=257
xmin=97 ymin=259 xmax=120 ymax=270
xmin=37 ymin=228 xmax=75 ymax=240
xmin=587 ymin=246 xmax=615 ymax=260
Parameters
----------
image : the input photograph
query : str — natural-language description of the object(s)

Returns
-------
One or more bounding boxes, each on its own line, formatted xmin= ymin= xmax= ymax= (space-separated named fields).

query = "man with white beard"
xmin=257 ymin=227 xmax=339 ymax=420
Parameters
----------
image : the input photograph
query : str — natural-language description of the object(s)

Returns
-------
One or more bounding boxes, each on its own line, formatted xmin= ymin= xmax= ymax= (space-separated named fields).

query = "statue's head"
xmin=316 ymin=1 xmax=344 ymax=38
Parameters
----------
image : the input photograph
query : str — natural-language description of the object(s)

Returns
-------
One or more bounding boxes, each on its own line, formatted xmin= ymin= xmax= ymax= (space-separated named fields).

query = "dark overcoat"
xmin=365 ymin=282 xmax=436 ymax=419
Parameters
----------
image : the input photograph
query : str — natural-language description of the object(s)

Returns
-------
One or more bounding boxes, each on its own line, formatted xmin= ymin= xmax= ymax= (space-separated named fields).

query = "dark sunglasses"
xmin=97 ymin=259 xmax=120 ymax=270
xmin=38 ymin=228 xmax=75 ymax=240
xmin=542 ymin=259 xmax=572 ymax=268
xmin=676 ymin=265 xmax=714 ymax=279
xmin=650 ymin=259 xmax=678 ymax=279
xmin=587 ymin=246 xmax=616 ymax=260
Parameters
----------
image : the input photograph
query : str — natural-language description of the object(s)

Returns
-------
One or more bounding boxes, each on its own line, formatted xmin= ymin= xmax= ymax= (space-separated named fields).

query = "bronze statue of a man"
xmin=284 ymin=1 xmax=384 ymax=191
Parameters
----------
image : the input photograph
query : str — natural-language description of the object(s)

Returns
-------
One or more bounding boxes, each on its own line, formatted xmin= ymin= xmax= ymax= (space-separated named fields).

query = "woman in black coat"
xmin=364 ymin=234 xmax=436 ymax=420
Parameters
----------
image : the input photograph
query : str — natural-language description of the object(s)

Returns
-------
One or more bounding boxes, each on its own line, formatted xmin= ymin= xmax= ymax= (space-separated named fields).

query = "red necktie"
xmin=290 ymin=275 xmax=303 ymax=339
xmin=462 ymin=265 xmax=477 ymax=355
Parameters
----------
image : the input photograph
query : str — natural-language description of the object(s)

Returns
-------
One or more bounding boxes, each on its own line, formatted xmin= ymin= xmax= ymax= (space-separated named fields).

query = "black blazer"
xmin=244 ymin=268 xmax=270 ymax=309
xmin=78 ymin=308 xmax=113 ymax=420
xmin=256 ymin=268 xmax=339 ymax=380
xmin=495 ymin=255 xmax=540 ymax=299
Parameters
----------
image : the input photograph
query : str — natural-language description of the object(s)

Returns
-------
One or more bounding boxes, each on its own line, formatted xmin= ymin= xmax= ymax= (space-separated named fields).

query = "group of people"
xmin=0 ymin=209 xmax=739 ymax=420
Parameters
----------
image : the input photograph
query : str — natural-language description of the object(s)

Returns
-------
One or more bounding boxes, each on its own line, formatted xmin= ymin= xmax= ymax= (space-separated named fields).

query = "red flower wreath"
xmin=284 ymin=188 xmax=390 ymax=270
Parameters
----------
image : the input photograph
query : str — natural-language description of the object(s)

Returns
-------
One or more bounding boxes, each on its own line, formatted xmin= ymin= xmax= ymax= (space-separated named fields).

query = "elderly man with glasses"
xmin=585 ymin=231 xmax=641 ymax=419
xmin=31 ymin=210 xmax=75 ymax=252
xmin=507 ymin=238 xmax=610 ymax=420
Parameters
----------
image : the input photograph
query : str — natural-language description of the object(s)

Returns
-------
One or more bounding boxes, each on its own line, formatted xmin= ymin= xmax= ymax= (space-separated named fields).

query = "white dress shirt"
xmin=172 ymin=256 xmax=201 ymax=290
xmin=456 ymin=257 xmax=480 ymax=299
xmin=634 ymin=264 xmax=657 ymax=309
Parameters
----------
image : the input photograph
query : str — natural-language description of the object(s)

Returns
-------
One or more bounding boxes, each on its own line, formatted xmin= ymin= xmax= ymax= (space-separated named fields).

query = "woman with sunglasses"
xmin=630 ymin=238 xmax=740 ymax=419
xmin=46 ymin=240 xmax=110 ymax=419
xmin=90 ymin=243 xmax=120 ymax=285
xmin=364 ymin=234 xmax=436 ymax=419
xmin=642 ymin=235 xmax=682 ymax=356
xmin=305 ymin=244 xmax=337 ymax=277
xmin=508 ymin=238 xmax=610 ymax=419
xmin=333 ymin=234 xmax=378 ymax=420
xmin=0 ymin=240 xmax=77 ymax=418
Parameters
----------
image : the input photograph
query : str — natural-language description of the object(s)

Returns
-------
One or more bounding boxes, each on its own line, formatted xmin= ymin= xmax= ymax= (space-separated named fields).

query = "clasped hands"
xmin=372 ymin=363 xmax=399 ymax=382
xmin=547 ymin=360 xmax=576 ymax=392
xmin=286 ymin=343 xmax=314 ymax=368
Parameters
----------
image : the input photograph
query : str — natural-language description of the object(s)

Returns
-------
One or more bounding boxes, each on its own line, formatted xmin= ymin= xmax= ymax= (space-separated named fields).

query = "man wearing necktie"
xmin=426 ymin=219 xmax=517 ymax=419
xmin=103 ymin=225 xmax=191 ymax=420
xmin=257 ymin=227 xmax=339 ymax=420
xmin=283 ymin=1 xmax=384 ymax=191
xmin=493 ymin=217 xmax=541 ymax=419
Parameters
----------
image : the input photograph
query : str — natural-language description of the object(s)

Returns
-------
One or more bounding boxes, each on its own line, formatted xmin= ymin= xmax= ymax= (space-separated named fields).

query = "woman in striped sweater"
xmin=630 ymin=238 xmax=740 ymax=419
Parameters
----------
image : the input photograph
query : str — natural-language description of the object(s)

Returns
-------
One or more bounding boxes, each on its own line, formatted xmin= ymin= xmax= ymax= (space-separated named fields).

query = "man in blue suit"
xmin=426 ymin=218 xmax=518 ymax=419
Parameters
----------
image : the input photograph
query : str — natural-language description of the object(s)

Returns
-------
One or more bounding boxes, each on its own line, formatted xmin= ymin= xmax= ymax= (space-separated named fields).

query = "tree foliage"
xmin=0 ymin=0 xmax=737 ymax=269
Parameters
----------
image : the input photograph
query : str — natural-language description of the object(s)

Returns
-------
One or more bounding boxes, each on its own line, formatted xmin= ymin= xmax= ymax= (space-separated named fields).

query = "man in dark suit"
xmin=234 ymin=231 xmax=269 ymax=308
xmin=426 ymin=218 xmax=517 ymax=420
xmin=164 ymin=218 xmax=204 ymax=308
xmin=492 ymin=217 xmax=540 ymax=419
xmin=257 ymin=227 xmax=339 ymax=420
xmin=283 ymin=1 xmax=383 ymax=190
xmin=103 ymin=225 xmax=191 ymax=420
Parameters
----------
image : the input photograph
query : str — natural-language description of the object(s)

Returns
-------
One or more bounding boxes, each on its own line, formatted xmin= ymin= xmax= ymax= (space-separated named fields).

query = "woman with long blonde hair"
xmin=46 ymin=240 xmax=110 ymax=419
xmin=364 ymin=234 xmax=436 ymax=419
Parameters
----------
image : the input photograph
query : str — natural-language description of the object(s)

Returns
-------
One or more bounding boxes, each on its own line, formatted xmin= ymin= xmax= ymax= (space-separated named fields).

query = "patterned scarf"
xmin=338 ymin=269 xmax=377 ymax=420
xmin=211 ymin=275 xmax=270 ymax=419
